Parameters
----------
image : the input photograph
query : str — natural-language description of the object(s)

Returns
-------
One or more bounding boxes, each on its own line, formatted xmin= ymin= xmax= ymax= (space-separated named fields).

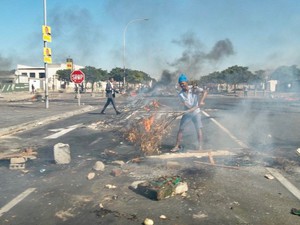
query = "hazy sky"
xmin=1 ymin=0 xmax=300 ymax=79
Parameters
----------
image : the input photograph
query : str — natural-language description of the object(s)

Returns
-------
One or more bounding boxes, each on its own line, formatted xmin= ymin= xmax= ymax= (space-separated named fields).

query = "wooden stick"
xmin=194 ymin=161 xmax=241 ymax=170
xmin=147 ymin=150 xmax=235 ymax=159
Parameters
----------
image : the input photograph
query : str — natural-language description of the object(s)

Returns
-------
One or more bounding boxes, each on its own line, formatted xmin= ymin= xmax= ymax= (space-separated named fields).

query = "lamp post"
xmin=123 ymin=18 xmax=149 ymax=89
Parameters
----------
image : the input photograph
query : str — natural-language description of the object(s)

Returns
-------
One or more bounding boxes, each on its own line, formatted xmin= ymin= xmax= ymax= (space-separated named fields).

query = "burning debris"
xmin=123 ymin=100 xmax=181 ymax=156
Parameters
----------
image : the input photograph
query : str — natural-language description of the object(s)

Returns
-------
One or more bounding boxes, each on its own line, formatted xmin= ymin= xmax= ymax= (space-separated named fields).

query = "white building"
xmin=15 ymin=63 xmax=84 ymax=91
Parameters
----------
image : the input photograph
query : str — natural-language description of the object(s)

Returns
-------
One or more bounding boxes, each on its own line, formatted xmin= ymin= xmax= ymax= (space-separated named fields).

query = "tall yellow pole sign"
xmin=42 ymin=25 xmax=52 ymax=64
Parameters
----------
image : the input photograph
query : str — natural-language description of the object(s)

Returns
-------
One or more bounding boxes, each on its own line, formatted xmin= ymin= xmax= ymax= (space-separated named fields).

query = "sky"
xmin=1 ymin=0 xmax=300 ymax=80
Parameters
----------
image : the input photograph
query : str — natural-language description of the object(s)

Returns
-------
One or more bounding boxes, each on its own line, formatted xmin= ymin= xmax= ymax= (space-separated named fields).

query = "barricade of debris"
xmin=86 ymin=97 xmax=183 ymax=156
xmin=123 ymin=99 xmax=183 ymax=155
xmin=0 ymin=147 xmax=37 ymax=170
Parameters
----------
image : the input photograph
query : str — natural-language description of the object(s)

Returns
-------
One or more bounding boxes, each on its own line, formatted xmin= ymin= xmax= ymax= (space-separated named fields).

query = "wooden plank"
xmin=147 ymin=150 xmax=235 ymax=160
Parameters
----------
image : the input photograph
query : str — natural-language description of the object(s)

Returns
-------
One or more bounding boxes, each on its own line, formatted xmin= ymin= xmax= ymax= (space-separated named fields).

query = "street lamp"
xmin=123 ymin=18 xmax=149 ymax=89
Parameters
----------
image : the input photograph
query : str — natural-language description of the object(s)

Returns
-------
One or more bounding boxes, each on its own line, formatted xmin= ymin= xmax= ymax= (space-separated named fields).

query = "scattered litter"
xmin=143 ymin=218 xmax=154 ymax=225
xmin=105 ymin=184 xmax=117 ymax=189
xmin=87 ymin=172 xmax=95 ymax=180
xmin=192 ymin=211 xmax=208 ymax=219
xmin=99 ymin=203 xmax=104 ymax=208
xmin=103 ymin=149 xmax=118 ymax=157
xmin=291 ymin=208 xmax=300 ymax=216
xmin=264 ymin=174 xmax=274 ymax=180
xmin=111 ymin=160 xmax=125 ymax=166
xmin=93 ymin=161 xmax=105 ymax=171
xmin=40 ymin=169 xmax=46 ymax=173
xmin=159 ymin=215 xmax=167 ymax=220
xmin=296 ymin=148 xmax=300 ymax=156
xmin=130 ymin=180 xmax=146 ymax=189
xmin=135 ymin=176 xmax=183 ymax=200
xmin=174 ymin=182 xmax=188 ymax=195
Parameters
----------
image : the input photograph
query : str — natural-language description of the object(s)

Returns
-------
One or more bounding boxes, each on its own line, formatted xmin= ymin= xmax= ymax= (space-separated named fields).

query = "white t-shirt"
xmin=178 ymin=86 xmax=203 ymax=114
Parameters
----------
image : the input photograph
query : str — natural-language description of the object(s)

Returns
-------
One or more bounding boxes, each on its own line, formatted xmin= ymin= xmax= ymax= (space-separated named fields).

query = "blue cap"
xmin=178 ymin=74 xmax=188 ymax=83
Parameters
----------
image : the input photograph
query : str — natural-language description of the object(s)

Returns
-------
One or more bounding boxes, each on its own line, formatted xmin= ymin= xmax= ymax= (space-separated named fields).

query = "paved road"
xmin=0 ymin=92 xmax=300 ymax=225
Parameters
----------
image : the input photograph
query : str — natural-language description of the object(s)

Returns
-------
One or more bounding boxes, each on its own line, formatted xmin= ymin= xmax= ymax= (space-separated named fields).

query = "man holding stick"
xmin=171 ymin=74 xmax=208 ymax=152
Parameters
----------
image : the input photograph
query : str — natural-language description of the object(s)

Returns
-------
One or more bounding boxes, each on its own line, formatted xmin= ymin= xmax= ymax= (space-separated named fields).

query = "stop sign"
xmin=70 ymin=70 xmax=85 ymax=84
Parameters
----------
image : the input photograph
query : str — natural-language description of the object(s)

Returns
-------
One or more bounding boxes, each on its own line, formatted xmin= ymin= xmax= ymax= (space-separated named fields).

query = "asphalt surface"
xmin=1 ymin=91 xmax=300 ymax=225
xmin=0 ymin=92 xmax=100 ymax=140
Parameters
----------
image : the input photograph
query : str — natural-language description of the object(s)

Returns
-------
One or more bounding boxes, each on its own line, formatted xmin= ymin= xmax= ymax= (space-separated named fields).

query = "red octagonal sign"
xmin=70 ymin=70 xmax=85 ymax=84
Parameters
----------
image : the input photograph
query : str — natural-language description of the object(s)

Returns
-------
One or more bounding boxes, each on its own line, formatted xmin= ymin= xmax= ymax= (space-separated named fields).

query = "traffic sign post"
xmin=70 ymin=70 xmax=85 ymax=106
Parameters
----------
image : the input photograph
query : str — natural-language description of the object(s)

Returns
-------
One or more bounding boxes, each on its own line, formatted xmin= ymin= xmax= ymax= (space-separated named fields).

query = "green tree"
xmin=56 ymin=69 xmax=72 ymax=82
xmin=81 ymin=66 xmax=108 ymax=92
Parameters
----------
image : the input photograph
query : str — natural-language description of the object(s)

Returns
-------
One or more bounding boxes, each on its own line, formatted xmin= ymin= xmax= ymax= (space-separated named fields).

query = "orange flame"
xmin=143 ymin=115 xmax=155 ymax=132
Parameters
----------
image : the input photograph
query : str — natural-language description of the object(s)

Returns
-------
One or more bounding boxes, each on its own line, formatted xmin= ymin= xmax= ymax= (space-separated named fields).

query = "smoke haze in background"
xmin=169 ymin=32 xmax=234 ymax=80
xmin=1 ymin=0 xmax=300 ymax=80
xmin=0 ymin=54 xmax=12 ymax=70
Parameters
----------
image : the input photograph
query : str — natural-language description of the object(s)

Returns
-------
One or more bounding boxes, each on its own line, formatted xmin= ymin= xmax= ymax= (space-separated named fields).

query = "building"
xmin=14 ymin=63 xmax=84 ymax=92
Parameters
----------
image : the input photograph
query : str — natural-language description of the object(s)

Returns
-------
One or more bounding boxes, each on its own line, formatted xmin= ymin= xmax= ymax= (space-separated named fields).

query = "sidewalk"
xmin=0 ymin=92 xmax=100 ymax=137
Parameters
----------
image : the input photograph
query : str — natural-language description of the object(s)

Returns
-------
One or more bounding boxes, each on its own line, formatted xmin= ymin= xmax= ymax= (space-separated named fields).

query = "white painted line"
xmin=266 ymin=167 xmax=300 ymax=201
xmin=89 ymin=137 xmax=103 ymax=146
xmin=44 ymin=123 xmax=82 ymax=139
xmin=202 ymin=111 xmax=249 ymax=148
xmin=0 ymin=188 xmax=36 ymax=217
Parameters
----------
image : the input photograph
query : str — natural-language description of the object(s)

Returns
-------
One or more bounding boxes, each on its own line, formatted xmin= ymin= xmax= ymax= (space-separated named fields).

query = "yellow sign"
xmin=42 ymin=25 xmax=52 ymax=42
xmin=43 ymin=47 xmax=52 ymax=56
xmin=66 ymin=62 xmax=73 ymax=70
xmin=44 ymin=56 xmax=52 ymax=64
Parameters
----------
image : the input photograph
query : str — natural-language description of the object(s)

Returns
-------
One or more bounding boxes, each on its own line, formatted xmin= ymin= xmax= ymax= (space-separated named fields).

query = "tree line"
xmin=198 ymin=65 xmax=300 ymax=91
xmin=56 ymin=66 xmax=154 ymax=91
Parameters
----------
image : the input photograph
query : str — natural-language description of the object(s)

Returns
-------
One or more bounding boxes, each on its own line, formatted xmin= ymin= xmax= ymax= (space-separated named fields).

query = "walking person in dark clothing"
xmin=100 ymin=77 xmax=121 ymax=115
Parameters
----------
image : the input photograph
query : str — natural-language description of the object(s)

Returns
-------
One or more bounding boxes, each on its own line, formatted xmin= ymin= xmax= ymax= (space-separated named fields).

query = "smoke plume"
xmin=169 ymin=32 xmax=234 ymax=79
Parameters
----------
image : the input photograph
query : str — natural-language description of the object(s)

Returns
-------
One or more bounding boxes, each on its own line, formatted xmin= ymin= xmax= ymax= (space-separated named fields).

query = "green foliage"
xmin=56 ymin=69 xmax=72 ymax=81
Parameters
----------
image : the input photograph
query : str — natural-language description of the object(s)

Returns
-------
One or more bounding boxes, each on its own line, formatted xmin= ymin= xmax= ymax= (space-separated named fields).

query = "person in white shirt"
xmin=171 ymin=74 xmax=208 ymax=152
xmin=100 ymin=77 xmax=121 ymax=115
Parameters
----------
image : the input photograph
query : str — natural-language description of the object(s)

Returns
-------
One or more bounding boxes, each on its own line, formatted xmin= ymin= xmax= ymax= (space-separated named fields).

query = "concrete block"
xmin=9 ymin=163 xmax=25 ymax=170
xmin=53 ymin=143 xmax=71 ymax=164
xmin=10 ymin=157 xmax=26 ymax=164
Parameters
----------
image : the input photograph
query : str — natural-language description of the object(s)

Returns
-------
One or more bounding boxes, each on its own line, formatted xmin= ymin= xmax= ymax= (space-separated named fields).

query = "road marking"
xmin=89 ymin=137 xmax=103 ymax=146
xmin=0 ymin=188 xmax=36 ymax=217
xmin=202 ymin=111 xmax=249 ymax=148
xmin=266 ymin=167 xmax=300 ymax=201
xmin=44 ymin=124 xmax=82 ymax=139
xmin=202 ymin=110 xmax=300 ymax=201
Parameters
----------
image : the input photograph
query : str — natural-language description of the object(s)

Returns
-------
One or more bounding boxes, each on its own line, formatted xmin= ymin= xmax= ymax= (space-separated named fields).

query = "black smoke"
xmin=169 ymin=32 xmax=234 ymax=78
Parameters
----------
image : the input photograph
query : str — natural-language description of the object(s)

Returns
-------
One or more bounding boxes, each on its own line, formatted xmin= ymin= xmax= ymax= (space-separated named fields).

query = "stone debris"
xmin=159 ymin=215 xmax=167 ymax=220
xmin=105 ymin=184 xmax=117 ymax=189
xmin=174 ymin=182 xmax=188 ymax=195
xmin=143 ymin=218 xmax=154 ymax=225
xmin=130 ymin=180 xmax=146 ymax=189
xmin=87 ymin=172 xmax=96 ymax=180
xmin=93 ymin=161 xmax=105 ymax=171
xmin=111 ymin=160 xmax=125 ymax=166
xmin=264 ymin=174 xmax=274 ymax=180
xmin=0 ymin=147 xmax=37 ymax=170
xmin=9 ymin=163 xmax=26 ymax=170
xmin=110 ymin=168 xmax=122 ymax=177
xmin=53 ymin=143 xmax=71 ymax=164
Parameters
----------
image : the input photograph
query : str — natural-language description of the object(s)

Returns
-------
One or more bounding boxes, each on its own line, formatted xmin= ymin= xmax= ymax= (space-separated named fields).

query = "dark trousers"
xmin=101 ymin=97 xmax=118 ymax=112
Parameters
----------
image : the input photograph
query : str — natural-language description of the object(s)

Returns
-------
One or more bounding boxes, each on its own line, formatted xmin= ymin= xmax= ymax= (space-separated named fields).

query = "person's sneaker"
xmin=116 ymin=111 xmax=121 ymax=115
xmin=170 ymin=145 xmax=184 ymax=153
xmin=100 ymin=111 xmax=105 ymax=114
